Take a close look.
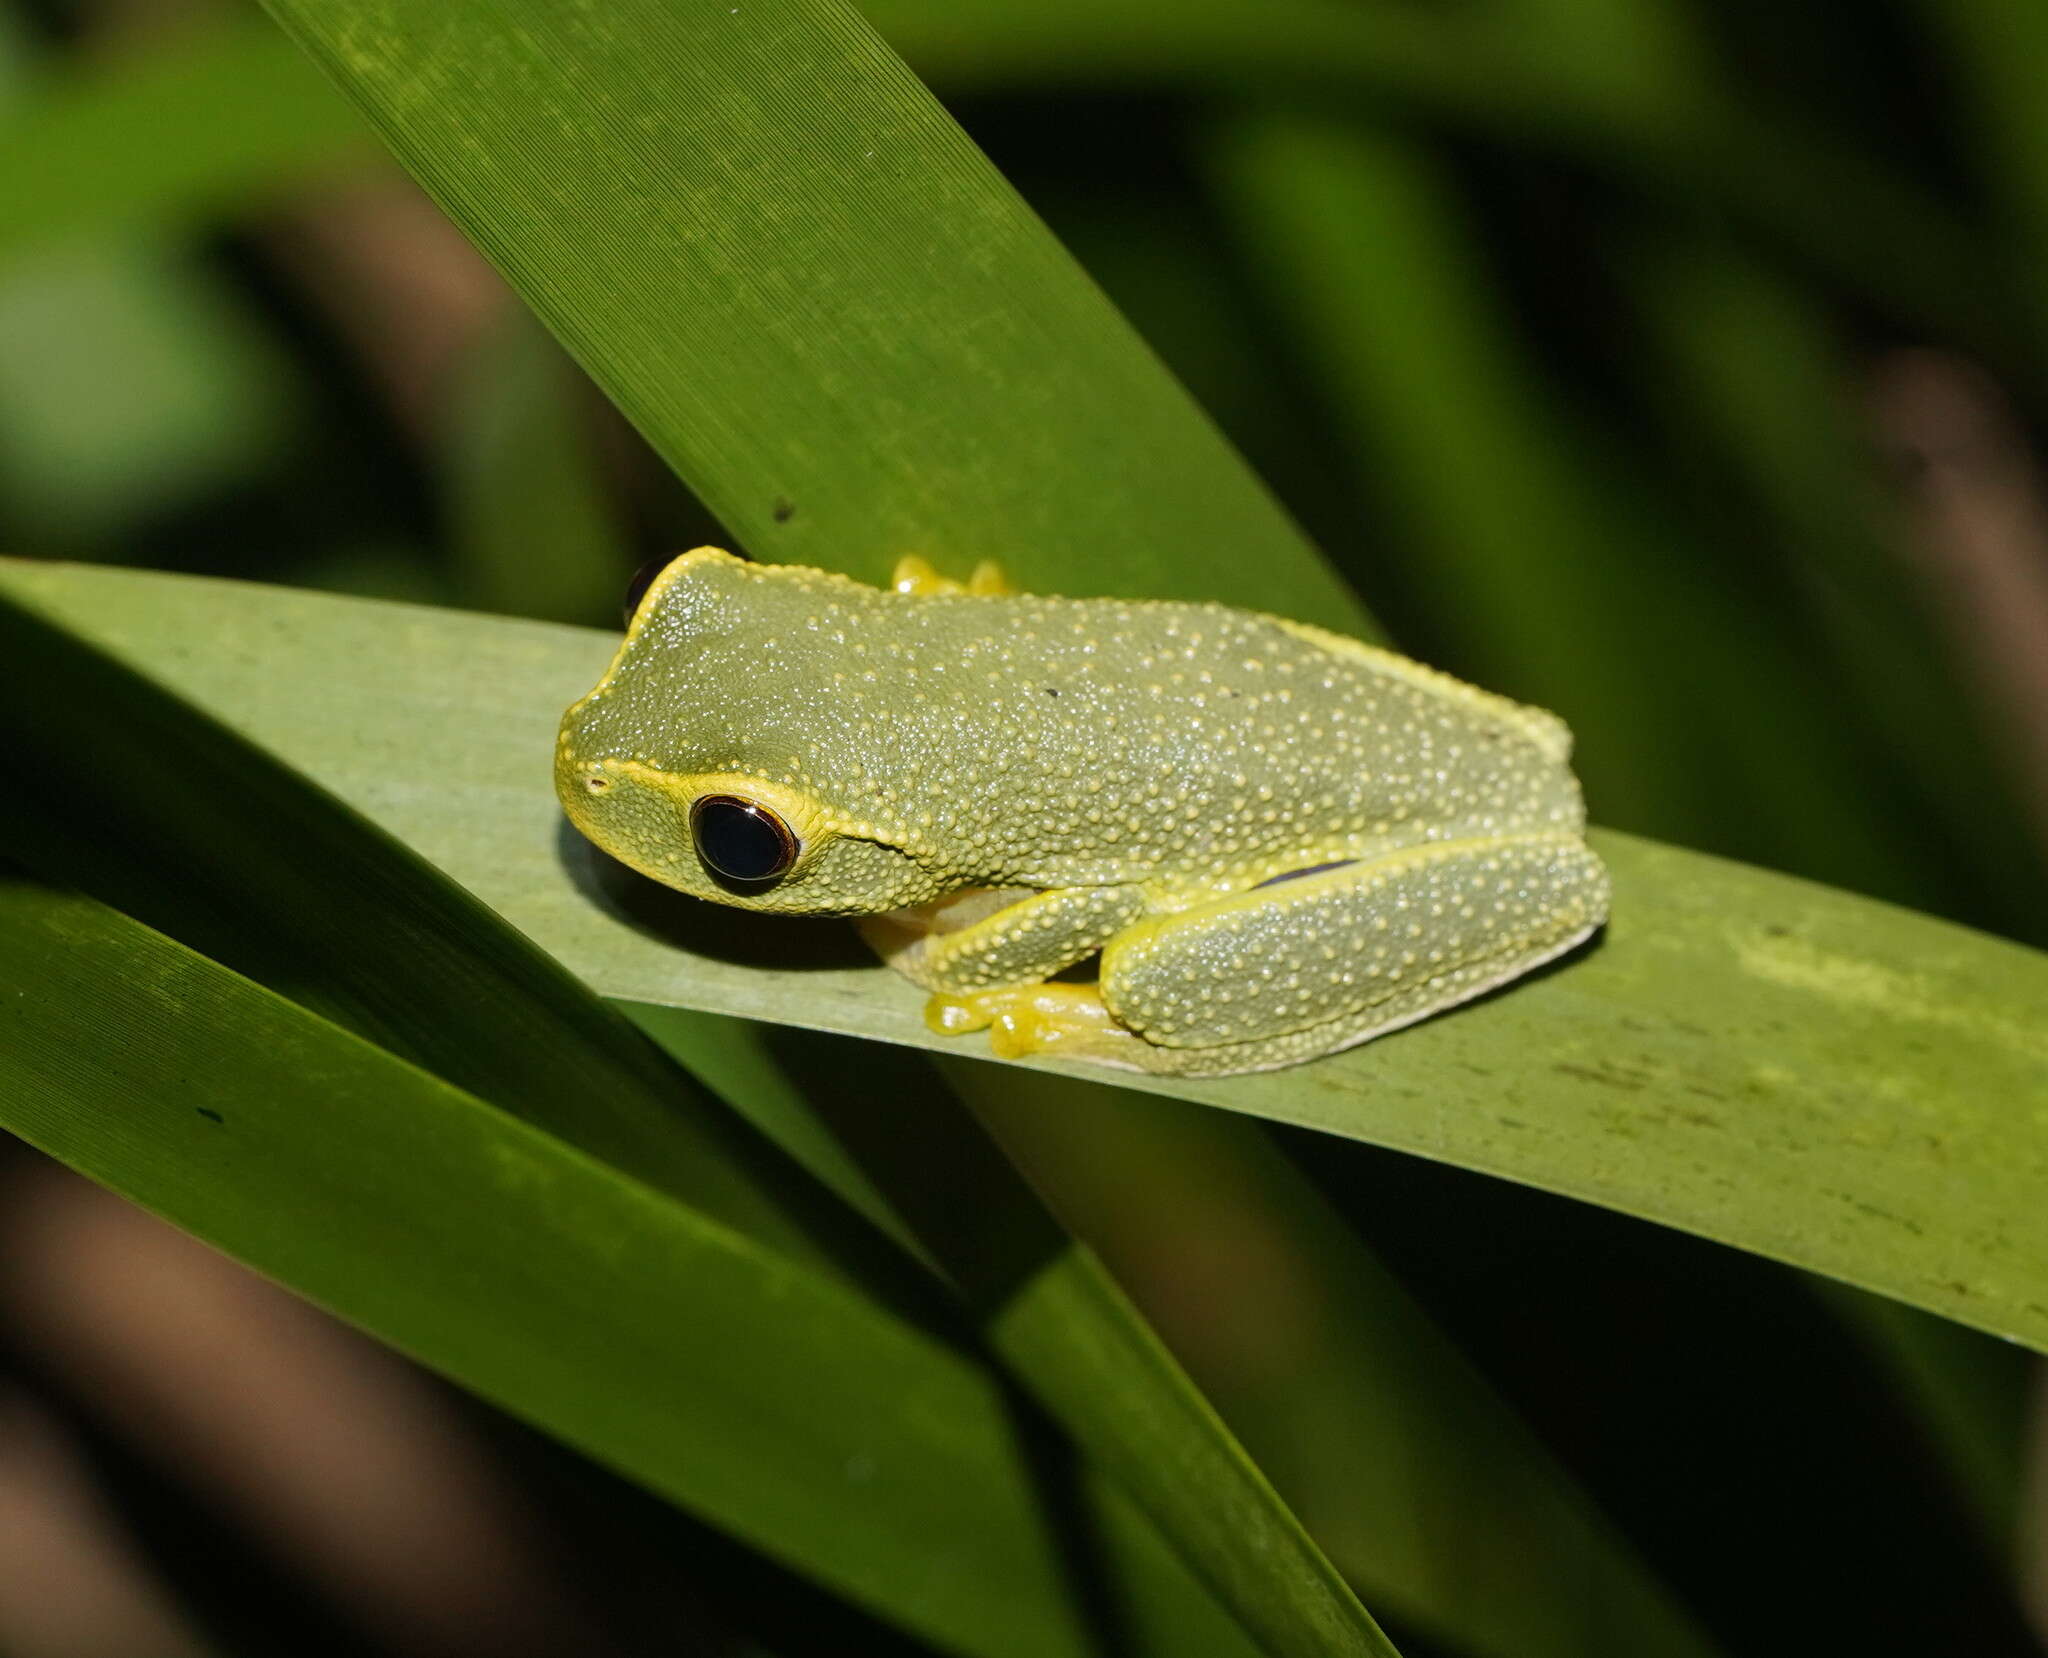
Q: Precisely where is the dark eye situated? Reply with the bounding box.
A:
[623,556,680,626]
[690,795,797,883]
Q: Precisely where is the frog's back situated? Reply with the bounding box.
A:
[683,563,1585,888]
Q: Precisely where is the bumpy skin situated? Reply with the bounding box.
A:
[556,549,1609,1075]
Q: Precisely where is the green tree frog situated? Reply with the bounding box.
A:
[556,549,1608,1075]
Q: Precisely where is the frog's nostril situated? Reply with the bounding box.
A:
[585,774,610,793]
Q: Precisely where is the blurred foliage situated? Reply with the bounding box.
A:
[0,0,2046,1655]
[2,0,2044,933]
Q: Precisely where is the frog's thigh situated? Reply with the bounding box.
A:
[862,884,1146,994]
[1099,832,1609,1073]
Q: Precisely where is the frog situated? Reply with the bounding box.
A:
[555,548,1608,1076]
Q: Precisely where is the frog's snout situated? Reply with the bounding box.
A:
[556,750,695,886]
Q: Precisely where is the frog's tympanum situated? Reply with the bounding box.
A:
[557,549,1608,1076]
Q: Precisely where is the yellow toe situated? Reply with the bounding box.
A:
[926,983,1122,1058]
[891,554,950,595]
[890,555,1017,597]
[966,559,1016,596]
[925,992,994,1035]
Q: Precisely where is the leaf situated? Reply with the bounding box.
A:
[253,0,1371,634]
[622,1001,931,1260]
[0,577,872,1288]
[943,1063,1724,1658]
[0,881,1265,1658]
[10,558,2047,1359]
[629,1018,1722,1658]
[640,1022,1411,1658]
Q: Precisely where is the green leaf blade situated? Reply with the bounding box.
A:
[256,0,1369,631]
[0,576,862,1286]
[952,1070,1726,1658]
[0,883,1263,1658]
[10,559,2046,1356]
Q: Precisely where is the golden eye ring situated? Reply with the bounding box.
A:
[622,554,681,626]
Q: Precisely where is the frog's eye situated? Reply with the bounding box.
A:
[690,795,798,883]
[623,556,679,626]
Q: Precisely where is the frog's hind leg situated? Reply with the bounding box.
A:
[1094,832,1609,1076]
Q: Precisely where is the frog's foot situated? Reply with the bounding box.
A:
[890,554,1015,597]
[924,983,1150,1070]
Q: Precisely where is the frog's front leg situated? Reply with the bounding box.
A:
[858,883,1145,1058]
[860,884,1147,995]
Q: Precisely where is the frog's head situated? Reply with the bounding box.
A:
[556,548,951,916]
